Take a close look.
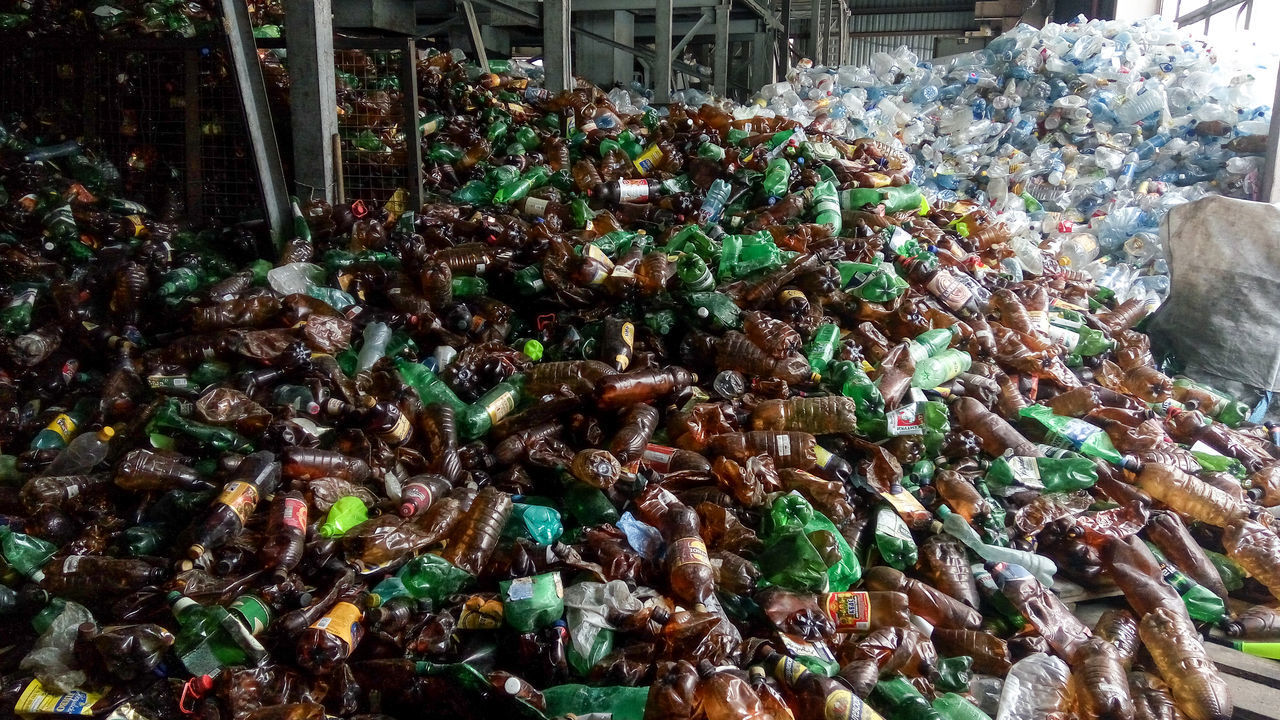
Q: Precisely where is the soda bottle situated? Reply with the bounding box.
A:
[1138,607,1232,720]
[696,660,772,720]
[751,397,859,434]
[187,451,280,559]
[871,676,941,720]
[1069,636,1135,720]
[990,562,1091,661]
[296,587,367,675]
[259,490,307,582]
[758,645,885,720]
[994,653,1070,720]
[40,555,167,599]
[1222,514,1280,601]
[42,426,113,476]
[917,534,980,609]
[439,486,512,575]
[1127,460,1246,528]
[862,566,982,630]
[596,366,697,409]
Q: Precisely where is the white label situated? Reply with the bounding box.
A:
[1189,440,1226,457]
[774,434,792,457]
[927,270,973,311]
[618,179,652,203]
[63,555,82,572]
[506,576,535,601]
[887,404,924,436]
[522,196,549,216]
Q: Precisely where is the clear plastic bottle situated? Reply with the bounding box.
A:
[994,653,1070,720]
[43,426,114,476]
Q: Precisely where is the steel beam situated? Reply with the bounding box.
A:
[654,0,674,102]
[461,0,489,68]
[567,0,713,10]
[401,38,424,210]
[809,0,823,64]
[1263,62,1280,202]
[232,0,290,240]
[739,0,784,32]
[672,10,712,58]
[713,3,730,96]
[634,16,759,36]
[543,0,572,91]
[778,0,791,76]
[1176,0,1248,26]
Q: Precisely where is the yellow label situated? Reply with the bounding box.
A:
[309,601,363,648]
[383,188,409,218]
[486,391,518,424]
[216,481,260,524]
[880,489,928,520]
[825,689,879,720]
[778,289,806,303]
[14,680,103,717]
[44,414,77,443]
[633,144,664,175]
[825,591,871,632]
[379,411,412,444]
[614,322,635,371]
[458,595,505,629]
[125,215,146,237]
[669,536,710,569]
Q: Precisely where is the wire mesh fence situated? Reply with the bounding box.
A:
[0,38,265,226]
[334,43,421,211]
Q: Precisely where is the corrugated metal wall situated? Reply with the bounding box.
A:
[844,2,977,65]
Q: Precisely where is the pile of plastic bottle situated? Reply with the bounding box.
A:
[733,17,1275,314]
[2,18,1280,720]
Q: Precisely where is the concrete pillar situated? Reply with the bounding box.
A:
[544,0,572,92]
[575,12,635,87]
[713,3,730,96]
[654,0,674,102]
[283,0,338,203]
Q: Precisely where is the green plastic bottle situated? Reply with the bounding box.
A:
[912,349,972,388]
[933,692,994,720]
[1019,405,1123,465]
[804,324,841,377]
[167,591,267,677]
[499,572,564,632]
[149,399,254,453]
[906,327,957,364]
[840,184,927,214]
[0,525,57,580]
[685,292,742,330]
[761,157,791,199]
[542,685,649,720]
[872,676,943,720]
[320,496,370,538]
[29,397,95,451]
[874,506,918,570]
[493,165,550,204]
[676,253,716,292]
[985,455,1097,493]
[0,284,38,334]
[826,360,886,415]
[1145,542,1228,624]
[459,374,525,439]
[395,358,467,413]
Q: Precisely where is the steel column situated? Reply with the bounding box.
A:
[778,0,791,76]
[401,39,424,211]
[752,31,775,88]
[1263,62,1280,202]
[654,0,674,102]
[713,2,730,96]
[543,0,572,92]
[461,0,489,68]
[809,0,823,64]
[229,0,290,240]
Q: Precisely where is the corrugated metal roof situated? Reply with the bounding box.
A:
[848,10,975,32]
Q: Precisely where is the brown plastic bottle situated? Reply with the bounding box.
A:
[1099,536,1188,622]
[1098,298,1149,334]
[993,289,1034,334]
[1138,607,1232,720]
[524,360,618,397]
[862,566,982,630]
[187,451,281,560]
[439,486,512,575]
[835,626,936,698]
[1128,671,1182,720]
[710,431,818,470]
[757,588,911,637]
[295,587,366,675]
[1222,514,1280,600]
[596,366,697,409]
[917,534,981,609]
[751,397,858,434]
[716,332,814,386]
[1224,604,1280,639]
[1045,385,1145,417]
[1129,461,1246,528]
[744,310,802,358]
[418,404,463,483]
[114,449,212,491]
[20,474,112,510]
[1122,366,1174,404]
[990,561,1092,661]
[281,447,371,483]
[1093,609,1140,669]
[1145,510,1229,601]
[259,490,308,582]
[931,628,1012,675]
[644,659,700,720]
[35,555,166,598]
[398,474,453,517]
[1244,463,1280,507]
[760,647,884,720]
[191,296,282,332]
[952,396,1036,456]
[934,469,991,522]
[570,449,622,490]
[748,665,796,720]
[664,506,716,607]
[610,404,659,465]
[697,660,773,720]
[1070,635,1136,720]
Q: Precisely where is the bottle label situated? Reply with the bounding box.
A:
[6,288,36,309]
[633,146,664,175]
[778,288,806,304]
[281,497,308,531]
[773,433,792,457]
[641,443,677,473]
[217,481,260,524]
[522,196,549,217]
[62,555,83,573]
[926,270,973,311]
[1005,455,1041,484]
[668,536,710,569]
[824,689,875,720]
[880,488,929,519]
[309,601,363,648]
[14,680,102,716]
[44,413,77,443]
[617,179,652,202]
[378,411,413,445]
[886,404,924,436]
[458,594,505,629]
[825,591,872,631]
[614,322,634,371]
[485,391,518,424]
[230,595,272,635]
[779,632,836,662]
[1025,309,1051,334]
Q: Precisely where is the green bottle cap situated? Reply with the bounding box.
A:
[522,339,544,362]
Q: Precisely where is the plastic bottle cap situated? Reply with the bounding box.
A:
[98,426,116,441]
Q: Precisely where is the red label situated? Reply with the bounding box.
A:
[618,179,651,203]
[641,443,677,473]
[217,481,260,524]
[281,497,308,531]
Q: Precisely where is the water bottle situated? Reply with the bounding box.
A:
[355,322,392,374]
[44,427,115,476]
